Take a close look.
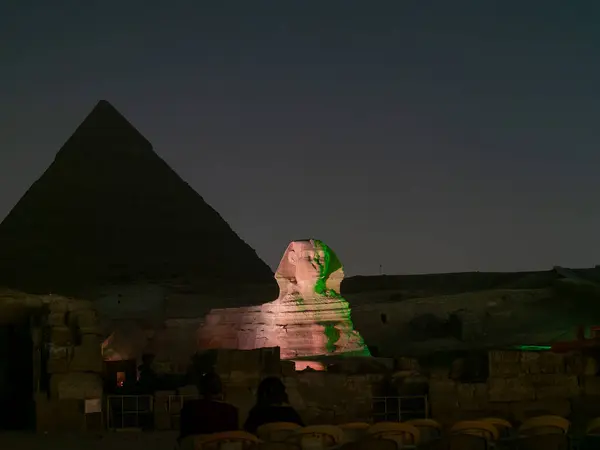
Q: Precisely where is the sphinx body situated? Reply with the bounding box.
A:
[198,240,370,360]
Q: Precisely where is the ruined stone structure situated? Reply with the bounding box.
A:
[199,239,370,360]
[0,290,104,431]
[428,349,600,425]
[0,100,276,304]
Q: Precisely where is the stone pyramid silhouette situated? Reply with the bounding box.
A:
[0,100,274,298]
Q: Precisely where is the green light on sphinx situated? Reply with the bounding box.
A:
[312,240,371,357]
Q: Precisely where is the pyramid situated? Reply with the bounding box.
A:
[0,100,275,298]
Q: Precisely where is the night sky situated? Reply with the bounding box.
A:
[2,2,600,276]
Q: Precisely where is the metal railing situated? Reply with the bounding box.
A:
[106,395,154,430]
[372,395,428,422]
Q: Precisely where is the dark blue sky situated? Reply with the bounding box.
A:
[2,1,600,275]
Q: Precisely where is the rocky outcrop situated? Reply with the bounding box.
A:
[0,100,275,300]
[198,240,370,360]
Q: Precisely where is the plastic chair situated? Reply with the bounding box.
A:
[285,425,344,449]
[192,431,261,450]
[257,422,303,442]
[338,422,371,443]
[519,415,570,436]
[256,443,301,450]
[367,422,420,446]
[404,419,442,443]
[516,434,569,450]
[586,417,600,435]
[339,438,399,450]
[481,417,513,439]
[450,420,499,442]
[445,434,489,450]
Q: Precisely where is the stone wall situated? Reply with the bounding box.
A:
[153,348,377,430]
[351,289,556,356]
[428,350,600,426]
[217,348,375,425]
[37,296,104,432]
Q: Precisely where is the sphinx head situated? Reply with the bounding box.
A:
[275,239,344,296]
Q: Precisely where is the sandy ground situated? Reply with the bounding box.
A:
[0,431,179,450]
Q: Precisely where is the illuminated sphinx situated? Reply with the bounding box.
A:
[198,239,370,360]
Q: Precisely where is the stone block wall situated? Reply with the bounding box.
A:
[37,296,104,431]
[151,348,378,429]
[214,348,373,425]
[428,350,600,426]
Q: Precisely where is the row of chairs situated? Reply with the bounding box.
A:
[184,415,597,449]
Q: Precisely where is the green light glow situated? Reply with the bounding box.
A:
[514,345,552,351]
[312,239,371,357]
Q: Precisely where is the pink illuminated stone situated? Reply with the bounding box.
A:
[293,361,326,371]
[198,239,370,359]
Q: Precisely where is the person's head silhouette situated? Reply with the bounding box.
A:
[256,377,289,406]
[198,371,223,400]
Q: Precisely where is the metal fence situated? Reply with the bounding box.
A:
[372,395,428,422]
[106,395,154,430]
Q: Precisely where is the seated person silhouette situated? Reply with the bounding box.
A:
[244,377,304,434]
[179,371,239,441]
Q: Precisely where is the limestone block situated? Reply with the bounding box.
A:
[46,297,70,313]
[216,349,261,376]
[67,299,94,312]
[285,384,305,410]
[564,354,585,375]
[449,358,465,380]
[429,378,457,396]
[52,372,103,399]
[489,350,521,377]
[530,374,580,399]
[281,360,296,376]
[395,375,429,396]
[344,375,371,393]
[488,377,535,402]
[79,325,104,336]
[36,395,84,432]
[31,327,43,347]
[81,334,101,348]
[224,385,256,424]
[259,347,281,375]
[396,357,420,372]
[429,367,450,379]
[47,345,73,373]
[47,312,67,327]
[50,326,74,346]
[583,376,600,396]
[538,352,565,374]
[520,351,541,374]
[154,361,174,374]
[70,338,103,373]
[457,383,488,411]
[430,397,459,417]
[178,385,199,397]
[429,378,459,414]
[584,357,598,376]
[154,411,171,430]
[489,350,521,363]
[72,309,98,328]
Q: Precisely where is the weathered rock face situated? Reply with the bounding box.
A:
[0,100,275,300]
[199,240,370,360]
